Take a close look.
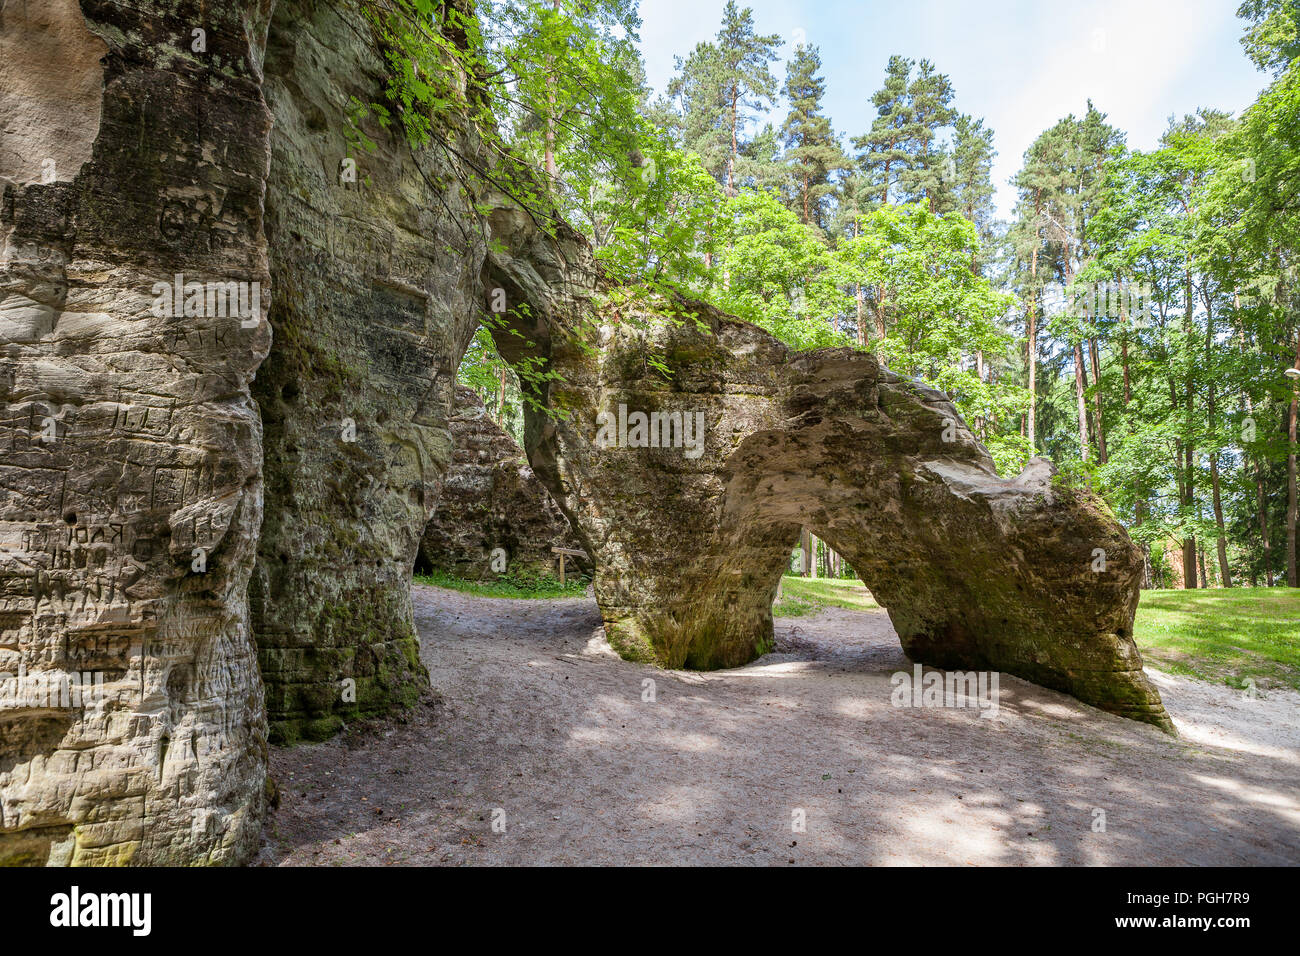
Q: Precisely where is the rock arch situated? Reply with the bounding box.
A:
[481,263,1173,732]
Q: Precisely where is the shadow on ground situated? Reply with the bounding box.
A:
[255,585,1300,865]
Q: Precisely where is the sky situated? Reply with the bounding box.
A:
[635,0,1269,221]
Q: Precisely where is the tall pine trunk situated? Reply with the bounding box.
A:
[1073,342,1090,461]
[1211,451,1231,588]
[1205,301,1231,586]
[1181,268,1196,589]
[1258,465,1274,587]
[544,0,560,181]
[1026,197,1041,452]
[496,366,507,425]
[1088,336,1107,463]
[1288,332,1299,587]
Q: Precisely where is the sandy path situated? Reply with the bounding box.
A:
[255,585,1300,865]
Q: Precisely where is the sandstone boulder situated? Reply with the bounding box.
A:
[417,385,586,580]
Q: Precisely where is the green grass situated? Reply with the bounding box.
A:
[771,578,1300,693]
[1133,588,1300,691]
[413,567,589,600]
[772,574,879,617]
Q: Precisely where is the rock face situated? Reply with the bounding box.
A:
[0,0,1173,871]
[0,0,274,863]
[250,0,488,742]
[417,385,585,579]
[0,0,493,861]
[486,275,1173,732]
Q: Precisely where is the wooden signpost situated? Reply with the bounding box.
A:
[551,546,587,585]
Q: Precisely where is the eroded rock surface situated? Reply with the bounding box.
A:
[486,271,1172,731]
[417,385,585,579]
[0,0,274,864]
[250,0,488,742]
[0,0,1173,872]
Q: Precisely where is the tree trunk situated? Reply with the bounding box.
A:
[1120,288,1132,406]
[1026,221,1039,452]
[856,285,865,345]
[1206,377,1227,587]
[544,1,560,181]
[800,527,811,577]
[1289,337,1299,587]
[1210,450,1231,588]
[496,366,507,425]
[1073,342,1090,462]
[1182,267,1196,588]
[727,86,738,199]
[1258,464,1274,586]
[1088,336,1107,463]
[1205,300,1230,587]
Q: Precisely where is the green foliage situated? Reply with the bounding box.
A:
[667,1,782,194]
[779,44,850,231]
[851,56,957,210]
[714,189,853,348]
[361,1,1297,587]
[839,203,1025,434]
[1238,0,1300,73]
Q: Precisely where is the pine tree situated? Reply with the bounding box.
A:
[852,56,958,210]
[895,59,958,209]
[852,55,915,205]
[667,3,780,198]
[737,121,787,194]
[779,44,850,231]
[948,114,998,256]
[668,39,731,186]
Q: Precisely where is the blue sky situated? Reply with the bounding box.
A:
[636,0,1269,220]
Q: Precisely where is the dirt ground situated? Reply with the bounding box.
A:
[255,585,1300,865]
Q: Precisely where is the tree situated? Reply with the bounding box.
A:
[948,114,998,256]
[838,203,1026,471]
[852,55,915,206]
[779,44,850,232]
[669,2,781,197]
[894,59,958,210]
[715,189,852,349]
[1238,0,1300,73]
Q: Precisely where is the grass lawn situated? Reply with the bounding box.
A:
[413,567,589,600]
[772,576,1299,692]
[1133,588,1300,692]
[772,574,879,617]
